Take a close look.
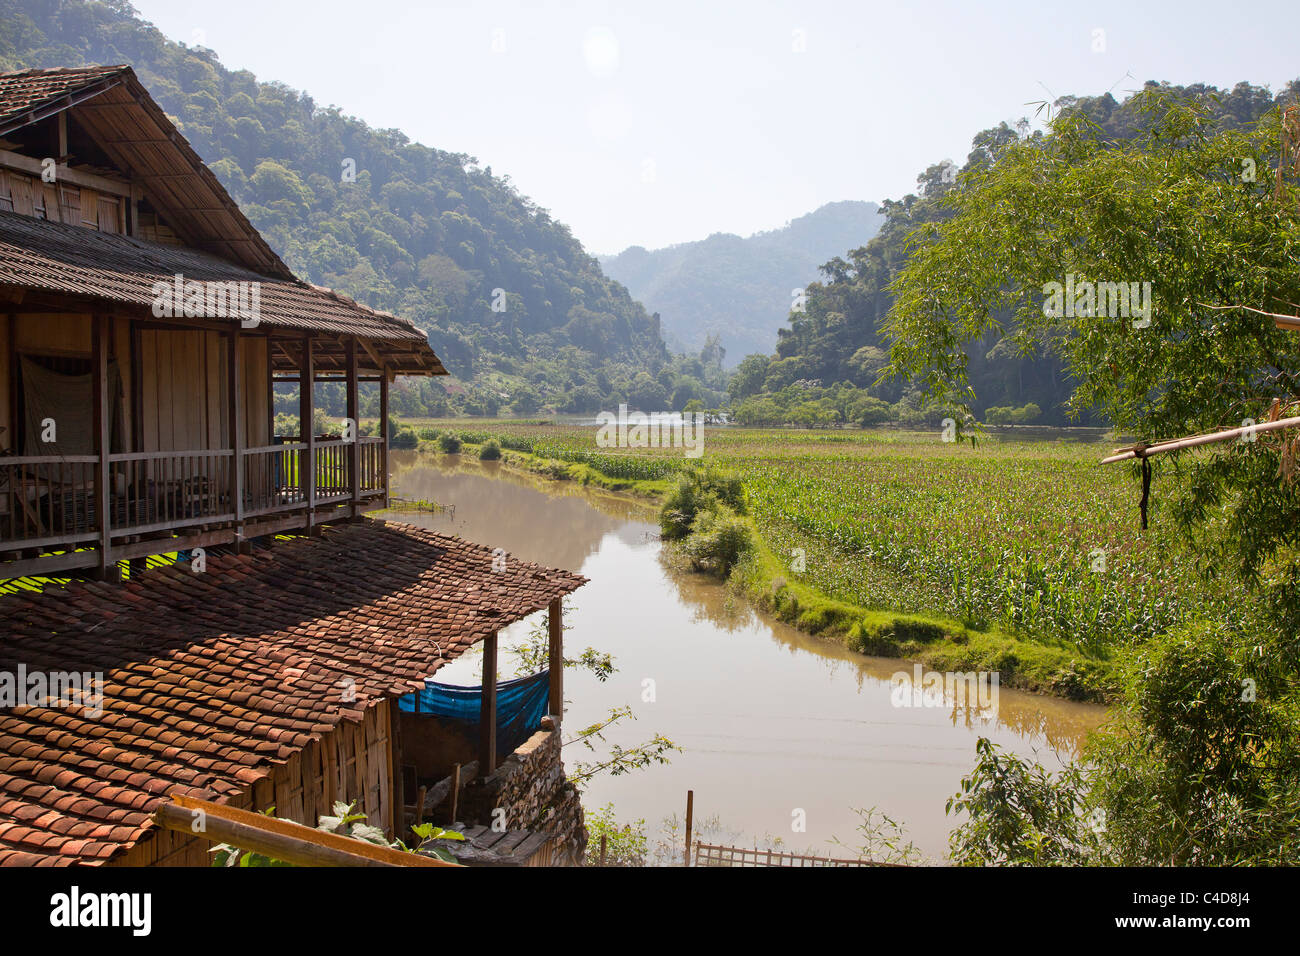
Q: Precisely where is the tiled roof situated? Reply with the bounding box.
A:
[0,210,444,369]
[0,520,585,865]
[0,66,126,128]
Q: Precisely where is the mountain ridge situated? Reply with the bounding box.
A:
[601,199,882,363]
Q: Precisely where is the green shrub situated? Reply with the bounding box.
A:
[681,503,754,575]
[478,439,502,460]
[418,427,440,441]
[391,426,419,450]
[659,466,747,540]
[438,432,462,454]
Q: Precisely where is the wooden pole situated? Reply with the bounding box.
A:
[448,763,461,825]
[479,633,498,775]
[547,597,563,721]
[154,794,455,867]
[301,335,315,534]
[683,790,693,867]
[600,834,607,866]
[346,337,360,517]
[92,313,114,580]
[379,366,390,507]
[227,329,245,551]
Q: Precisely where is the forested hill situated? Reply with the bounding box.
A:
[601,200,882,363]
[729,80,1300,428]
[0,0,672,416]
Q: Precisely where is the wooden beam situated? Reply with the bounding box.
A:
[227,329,244,547]
[548,597,564,720]
[347,338,360,514]
[92,314,113,579]
[479,632,498,775]
[5,311,15,451]
[301,335,316,534]
[379,367,390,506]
[129,318,142,453]
[0,147,132,197]
[154,793,456,867]
[266,337,274,448]
[355,336,386,371]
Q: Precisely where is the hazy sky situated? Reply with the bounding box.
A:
[130,0,1300,255]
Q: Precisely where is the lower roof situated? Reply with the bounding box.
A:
[0,520,585,865]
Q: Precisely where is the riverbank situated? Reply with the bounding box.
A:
[382,453,1105,860]
[417,435,1117,703]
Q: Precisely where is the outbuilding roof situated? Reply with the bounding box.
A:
[0,520,585,865]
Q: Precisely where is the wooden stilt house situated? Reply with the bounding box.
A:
[0,66,588,866]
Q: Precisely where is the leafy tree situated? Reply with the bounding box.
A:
[890,88,1300,865]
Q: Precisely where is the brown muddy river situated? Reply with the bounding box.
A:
[388,452,1106,863]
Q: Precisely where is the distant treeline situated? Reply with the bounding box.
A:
[729,80,1300,427]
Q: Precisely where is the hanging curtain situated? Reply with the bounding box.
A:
[20,356,123,455]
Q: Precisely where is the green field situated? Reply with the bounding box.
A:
[391,420,1247,697]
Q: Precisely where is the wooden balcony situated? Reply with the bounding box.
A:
[0,435,388,580]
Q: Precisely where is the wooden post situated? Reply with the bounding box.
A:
[548,597,563,720]
[266,337,274,448]
[683,790,694,867]
[301,335,315,534]
[600,834,607,866]
[379,367,390,507]
[346,337,360,517]
[227,329,245,551]
[447,763,461,825]
[479,632,498,776]
[92,313,114,580]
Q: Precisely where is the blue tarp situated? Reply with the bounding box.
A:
[398,670,551,755]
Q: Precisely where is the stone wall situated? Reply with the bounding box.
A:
[461,716,587,864]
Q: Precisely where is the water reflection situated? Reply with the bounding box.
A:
[387,452,1107,860]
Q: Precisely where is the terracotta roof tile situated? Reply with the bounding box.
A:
[0,66,127,126]
[0,520,584,865]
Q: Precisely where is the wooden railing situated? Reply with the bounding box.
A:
[1,435,387,556]
[107,450,235,535]
[243,442,307,517]
[312,439,352,502]
[359,436,385,494]
[0,455,100,549]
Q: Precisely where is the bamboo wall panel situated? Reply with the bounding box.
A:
[79,186,99,229]
[9,175,34,216]
[138,328,270,452]
[0,169,129,232]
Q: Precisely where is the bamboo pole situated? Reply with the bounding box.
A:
[154,794,456,867]
[1102,414,1300,464]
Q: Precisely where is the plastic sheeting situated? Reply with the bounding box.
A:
[398,669,551,756]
